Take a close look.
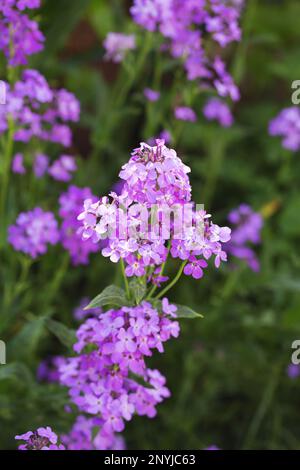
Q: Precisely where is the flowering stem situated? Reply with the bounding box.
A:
[155,261,187,300]
[120,258,130,300]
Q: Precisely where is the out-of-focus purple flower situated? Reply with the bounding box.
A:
[287,364,300,379]
[144,88,160,102]
[174,106,197,122]
[59,186,99,265]
[103,32,136,63]
[12,153,26,174]
[226,204,263,272]
[0,1,44,66]
[130,0,242,100]
[269,106,300,152]
[37,357,64,383]
[15,427,65,450]
[8,207,60,258]
[213,57,240,102]
[203,97,233,127]
[0,70,80,147]
[148,130,172,146]
[205,445,220,450]
[73,297,102,321]
[48,155,77,182]
[34,153,49,178]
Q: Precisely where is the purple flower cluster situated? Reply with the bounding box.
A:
[59,186,99,265]
[130,0,242,100]
[61,416,125,450]
[103,32,136,63]
[203,97,233,127]
[15,427,65,450]
[269,106,300,152]
[0,70,80,147]
[226,204,263,272]
[58,301,179,447]
[8,207,60,258]
[0,0,44,66]
[78,140,231,282]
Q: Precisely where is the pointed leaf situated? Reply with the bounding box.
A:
[47,319,76,348]
[175,304,204,319]
[85,285,130,310]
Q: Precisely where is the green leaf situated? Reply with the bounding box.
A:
[129,279,147,304]
[8,316,48,360]
[128,372,154,390]
[175,304,204,319]
[150,300,203,319]
[47,319,76,348]
[85,285,130,310]
[0,363,33,384]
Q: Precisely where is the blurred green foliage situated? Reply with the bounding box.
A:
[1,0,300,450]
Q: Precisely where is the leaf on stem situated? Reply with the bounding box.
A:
[85,285,131,310]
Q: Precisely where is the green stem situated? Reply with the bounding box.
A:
[155,261,187,300]
[0,116,15,221]
[43,253,70,307]
[147,241,170,299]
[120,258,130,300]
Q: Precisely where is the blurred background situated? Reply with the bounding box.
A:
[1,0,300,450]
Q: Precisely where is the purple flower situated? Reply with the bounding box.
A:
[48,155,77,182]
[225,204,263,272]
[34,153,49,178]
[287,364,300,380]
[144,88,160,102]
[0,70,80,147]
[15,427,65,450]
[73,297,102,321]
[58,301,179,441]
[59,186,99,265]
[0,2,44,66]
[184,257,208,279]
[203,97,233,127]
[12,153,26,174]
[162,298,177,317]
[174,106,197,122]
[78,140,231,282]
[8,207,60,258]
[103,32,136,63]
[130,0,242,100]
[269,106,300,152]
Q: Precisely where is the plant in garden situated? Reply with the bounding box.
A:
[41,139,231,449]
